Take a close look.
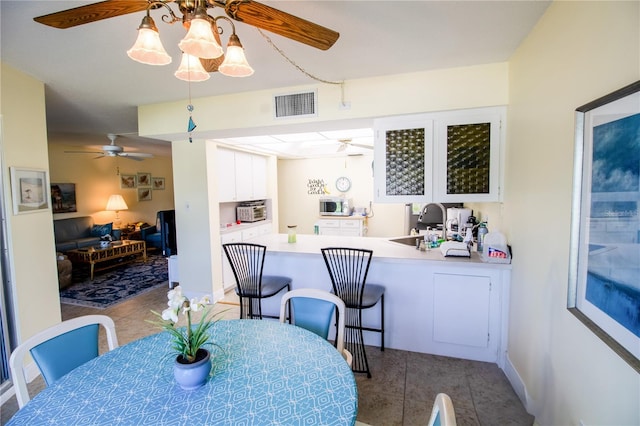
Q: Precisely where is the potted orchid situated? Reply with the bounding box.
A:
[150,286,222,389]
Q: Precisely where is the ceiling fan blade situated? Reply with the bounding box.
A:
[118,152,154,159]
[34,0,152,29]
[224,0,339,50]
[64,150,104,154]
[350,143,374,150]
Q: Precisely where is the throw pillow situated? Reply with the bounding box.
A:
[91,223,113,237]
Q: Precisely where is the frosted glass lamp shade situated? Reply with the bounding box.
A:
[218,34,254,77]
[127,28,172,66]
[175,53,210,82]
[106,195,128,212]
[178,18,223,59]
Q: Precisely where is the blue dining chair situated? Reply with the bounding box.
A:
[427,393,457,426]
[9,315,119,408]
[279,288,352,366]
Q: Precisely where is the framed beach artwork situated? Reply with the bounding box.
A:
[50,183,77,213]
[568,80,640,372]
[10,167,51,215]
[120,174,137,189]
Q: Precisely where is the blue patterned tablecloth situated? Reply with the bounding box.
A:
[9,319,358,425]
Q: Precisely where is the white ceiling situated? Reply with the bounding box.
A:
[0,1,550,158]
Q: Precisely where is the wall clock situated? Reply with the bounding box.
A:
[336,176,351,192]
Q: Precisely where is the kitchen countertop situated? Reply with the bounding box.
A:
[247,233,511,269]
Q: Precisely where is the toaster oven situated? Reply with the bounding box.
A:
[236,205,266,222]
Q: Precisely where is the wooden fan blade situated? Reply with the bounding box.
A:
[225,0,339,51]
[34,0,152,29]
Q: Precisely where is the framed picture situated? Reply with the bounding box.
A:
[120,174,137,189]
[50,183,77,213]
[10,167,51,215]
[152,177,165,190]
[137,172,151,188]
[568,80,640,373]
[137,188,152,201]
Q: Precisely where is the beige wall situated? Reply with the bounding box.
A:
[1,63,61,340]
[505,2,639,425]
[48,140,174,226]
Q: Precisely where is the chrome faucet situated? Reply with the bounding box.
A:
[418,202,447,241]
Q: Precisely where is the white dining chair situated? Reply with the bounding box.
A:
[279,288,352,366]
[427,393,457,426]
[9,315,119,408]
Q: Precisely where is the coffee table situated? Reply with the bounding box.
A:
[66,240,147,280]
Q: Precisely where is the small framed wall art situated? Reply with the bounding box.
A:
[137,172,151,188]
[50,183,77,213]
[152,177,165,190]
[120,174,137,189]
[137,188,152,201]
[10,167,51,215]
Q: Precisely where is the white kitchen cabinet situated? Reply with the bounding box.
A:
[317,218,366,237]
[433,106,505,202]
[217,148,268,202]
[373,115,434,203]
[373,106,505,203]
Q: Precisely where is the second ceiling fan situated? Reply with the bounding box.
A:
[65,134,154,161]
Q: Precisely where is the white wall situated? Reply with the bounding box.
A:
[0,63,61,340]
[505,2,639,425]
[48,141,174,226]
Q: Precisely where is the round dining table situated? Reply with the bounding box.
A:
[8,319,358,425]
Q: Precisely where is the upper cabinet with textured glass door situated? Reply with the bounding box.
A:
[374,106,505,203]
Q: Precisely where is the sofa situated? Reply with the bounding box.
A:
[53,216,112,252]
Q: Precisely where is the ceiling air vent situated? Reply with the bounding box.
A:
[273,90,317,119]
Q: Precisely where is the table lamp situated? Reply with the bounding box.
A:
[106,194,128,228]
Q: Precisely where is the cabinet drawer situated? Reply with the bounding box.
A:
[340,220,361,228]
[317,220,340,228]
[241,228,258,241]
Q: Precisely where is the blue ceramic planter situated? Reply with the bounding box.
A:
[173,349,211,390]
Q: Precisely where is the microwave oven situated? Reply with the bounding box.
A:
[237,205,266,222]
[319,197,352,216]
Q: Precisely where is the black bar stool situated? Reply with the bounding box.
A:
[321,247,385,378]
[223,242,291,319]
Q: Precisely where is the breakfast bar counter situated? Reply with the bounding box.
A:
[247,234,512,368]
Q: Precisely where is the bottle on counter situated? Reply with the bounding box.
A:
[477,222,488,252]
[287,225,297,243]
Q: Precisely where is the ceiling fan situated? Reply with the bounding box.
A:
[65,134,154,161]
[337,138,374,153]
[33,0,340,72]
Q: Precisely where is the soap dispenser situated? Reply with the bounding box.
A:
[477,222,489,252]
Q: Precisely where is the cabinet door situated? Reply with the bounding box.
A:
[373,114,433,203]
[251,155,268,200]
[234,151,253,201]
[221,231,242,290]
[433,106,505,202]
[432,273,491,348]
[217,149,237,202]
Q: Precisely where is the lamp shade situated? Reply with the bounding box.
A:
[127,15,172,66]
[178,17,223,59]
[174,53,210,82]
[106,194,128,212]
[218,34,254,77]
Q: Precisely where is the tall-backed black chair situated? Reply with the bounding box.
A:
[321,247,385,378]
[141,210,177,256]
[222,242,291,319]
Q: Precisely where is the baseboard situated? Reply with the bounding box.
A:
[504,352,537,417]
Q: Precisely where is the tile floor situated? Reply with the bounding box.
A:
[2,286,534,425]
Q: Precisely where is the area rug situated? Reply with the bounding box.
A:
[60,254,168,309]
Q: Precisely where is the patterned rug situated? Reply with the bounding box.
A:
[60,253,168,309]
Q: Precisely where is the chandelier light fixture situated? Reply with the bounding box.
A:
[126,0,254,80]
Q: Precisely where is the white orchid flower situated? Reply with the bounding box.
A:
[161,307,179,323]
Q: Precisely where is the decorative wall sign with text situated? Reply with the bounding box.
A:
[307,178,328,195]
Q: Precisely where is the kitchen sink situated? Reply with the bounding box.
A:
[388,236,422,247]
